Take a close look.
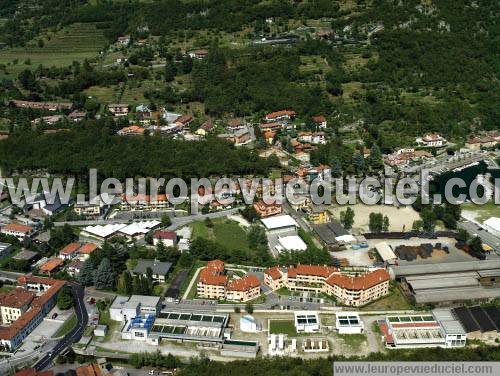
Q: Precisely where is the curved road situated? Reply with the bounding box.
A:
[34,282,88,371]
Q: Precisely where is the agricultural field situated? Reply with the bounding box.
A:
[0,23,107,77]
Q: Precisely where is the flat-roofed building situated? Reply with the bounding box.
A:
[336,313,364,334]
[381,312,466,348]
[261,215,298,235]
[294,311,320,333]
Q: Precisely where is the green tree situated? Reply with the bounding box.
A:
[245,302,254,314]
[382,215,390,232]
[161,214,172,227]
[369,144,383,170]
[94,258,115,290]
[340,207,355,230]
[165,61,176,82]
[78,259,96,286]
[369,212,384,233]
[57,286,74,310]
[247,225,267,249]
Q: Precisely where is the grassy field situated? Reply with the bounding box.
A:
[191,218,250,252]
[335,333,367,351]
[360,285,413,311]
[52,313,77,338]
[269,320,297,336]
[463,201,500,223]
[0,23,107,77]
[0,284,15,293]
[99,308,121,342]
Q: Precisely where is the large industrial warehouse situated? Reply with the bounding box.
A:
[391,259,500,304]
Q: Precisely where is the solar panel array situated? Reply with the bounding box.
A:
[452,306,500,333]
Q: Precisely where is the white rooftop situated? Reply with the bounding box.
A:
[484,217,500,232]
[261,214,298,230]
[278,235,307,251]
[82,223,127,238]
[335,234,356,244]
[375,242,397,262]
[119,220,160,236]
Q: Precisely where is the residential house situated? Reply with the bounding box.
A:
[260,122,282,132]
[31,115,64,126]
[227,118,244,130]
[417,133,447,147]
[189,49,209,59]
[68,111,86,122]
[264,266,285,290]
[10,100,72,111]
[218,128,251,146]
[174,114,193,128]
[120,194,169,211]
[132,260,172,283]
[117,36,130,45]
[465,133,500,150]
[253,200,282,218]
[38,258,64,276]
[196,120,215,136]
[117,125,145,136]
[308,204,330,225]
[0,224,35,241]
[263,130,276,145]
[77,243,98,261]
[108,104,129,117]
[58,242,81,260]
[264,110,295,122]
[67,259,84,277]
[312,115,327,128]
[28,192,64,217]
[311,132,326,144]
[152,230,177,247]
[226,275,261,302]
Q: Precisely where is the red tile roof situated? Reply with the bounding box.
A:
[2,223,33,233]
[287,264,338,279]
[153,230,176,240]
[264,266,282,280]
[199,260,228,286]
[326,269,389,290]
[39,257,64,272]
[15,369,54,376]
[76,364,102,376]
[0,288,36,308]
[227,275,260,292]
[265,110,295,120]
[0,277,65,340]
[312,115,326,123]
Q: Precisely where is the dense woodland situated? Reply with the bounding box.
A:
[0,124,278,178]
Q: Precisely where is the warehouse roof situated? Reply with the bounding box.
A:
[261,215,298,230]
[392,259,500,277]
[375,242,397,262]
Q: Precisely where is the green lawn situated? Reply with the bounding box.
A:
[0,23,107,77]
[98,308,121,342]
[52,313,77,338]
[269,320,297,336]
[360,285,413,311]
[191,218,250,252]
[463,201,500,223]
[335,333,367,351]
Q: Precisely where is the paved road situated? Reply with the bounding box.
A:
[34,282,88,371]
[0,270,24,282]
[458,219,500,250]
[53,208,241,229]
